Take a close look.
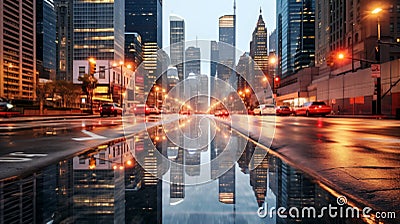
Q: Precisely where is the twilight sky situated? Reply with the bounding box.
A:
[162,0,276,53]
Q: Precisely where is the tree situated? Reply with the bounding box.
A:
[78,74,98,113]
[54,80,80,108]
[36,81,54,115]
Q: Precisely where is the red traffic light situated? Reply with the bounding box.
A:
[274,77,280,82]
[337,52,345,60]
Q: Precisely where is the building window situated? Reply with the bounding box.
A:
[99,153,105,164]
[99,66,106,79]
[79,66,85,77]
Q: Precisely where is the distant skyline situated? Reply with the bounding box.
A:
[163,0,276,53]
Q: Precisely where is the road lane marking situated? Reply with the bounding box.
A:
[72,130,107,141]
[0,152,48,162]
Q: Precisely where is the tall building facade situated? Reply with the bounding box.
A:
[37,0,57,80]
[125,32,143,71]
[210,41,219,77]
[250,11,269,96]
[55,0,74,81]
[315,0,400,72]
[170,15,185,81]
[125,32,143,103]
[185,47,201,77]
[276,0,315,78]
[236,53,252,91]
[269,29,277,53]
[126,0,162,97]
[0,0,36,100]
[73,0,124,61]
[218,15,236,83]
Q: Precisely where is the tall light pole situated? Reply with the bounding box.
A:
[372,7,382,115]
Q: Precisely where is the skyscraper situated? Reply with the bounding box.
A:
[55,0,74,81]
[170,15,185,81]
[185,47,201,77]
[1,0,36,100]
[73,0,124,61]
[210,41,219,77]
[126,0,162,97]
[250,10,269,96]
[218,15,236,84]
[36,0,57,80]
[276,0,315,78]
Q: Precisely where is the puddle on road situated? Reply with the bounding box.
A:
[0,116,377,224]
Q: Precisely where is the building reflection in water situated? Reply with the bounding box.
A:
[0,120,373,224]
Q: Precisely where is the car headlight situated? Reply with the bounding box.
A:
[6,103,13,109]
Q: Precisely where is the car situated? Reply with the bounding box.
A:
[275,105,292,116]
[214,109,229,116]
[294,101,332,116]
[100,103,123,117]
[261,104,276,115]
[254,104,276,115]
[253,106,262,115]
[133,104,150,115]
[179,109,192,115]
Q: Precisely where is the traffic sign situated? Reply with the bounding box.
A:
[371,64,381,78]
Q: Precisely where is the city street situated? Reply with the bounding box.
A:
[0,115,398,223]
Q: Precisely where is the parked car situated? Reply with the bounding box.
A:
[100,103,123,117]
[253,106,262,115]
[254,104,276,115]
[275,106,292,116]
[294,101,332,116]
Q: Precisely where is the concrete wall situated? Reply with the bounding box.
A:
[312,59,400,115]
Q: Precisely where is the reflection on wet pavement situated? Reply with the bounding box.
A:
[0,116,383,223]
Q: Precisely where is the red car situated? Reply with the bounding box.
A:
[294,101,331,116]
[100,103,123,117]
[133,104,150,115]
[214,109,229,117]
[275,106,292,116]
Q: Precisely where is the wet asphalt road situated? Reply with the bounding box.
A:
[0,114,399,217]
[221,115,400,215]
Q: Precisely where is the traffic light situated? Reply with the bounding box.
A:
[273,76,280,93]
[89,58,96,75]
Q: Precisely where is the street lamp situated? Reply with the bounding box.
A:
[372,7,382,114]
